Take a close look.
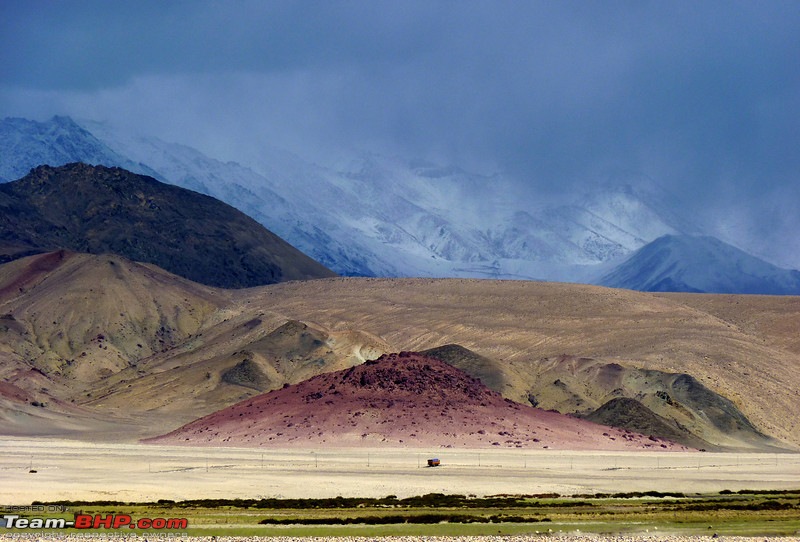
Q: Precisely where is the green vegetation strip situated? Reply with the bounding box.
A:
[21,490,800,537]
[258,513,551,525]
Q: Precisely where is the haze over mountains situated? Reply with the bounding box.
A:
[2,3,798,478]
[0,115,797,451]
[3,115,798,294]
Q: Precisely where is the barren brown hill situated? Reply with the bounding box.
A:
[85,318,388,430]
[0,250,233,434]
[0,250,227,383]
[0,252,383,437]
[146,351,690,451]
[657,292,800,355]
[0,349,124,437]
[237,278,800,449]
[418,349,773,451]
[504,354,777,451]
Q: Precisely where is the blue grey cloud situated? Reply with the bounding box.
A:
[1,1,798,239]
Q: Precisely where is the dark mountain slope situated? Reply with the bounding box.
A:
[0,163,335,288]
[580,397,711,451]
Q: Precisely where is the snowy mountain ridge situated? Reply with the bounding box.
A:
[2,115,796,293]
[0,116,157,182]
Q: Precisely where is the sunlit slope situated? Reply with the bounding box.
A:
[0,252,384,435]
[0,250,227,386]
[1,253,796,449]
[249,278,800,449]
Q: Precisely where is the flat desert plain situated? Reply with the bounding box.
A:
[2,438,799,504]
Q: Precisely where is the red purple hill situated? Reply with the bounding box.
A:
[145,352,690,450]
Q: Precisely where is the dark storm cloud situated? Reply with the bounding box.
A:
[2,0,799,205]
[0,0,443,89]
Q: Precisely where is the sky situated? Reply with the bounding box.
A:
[1,1,799,263]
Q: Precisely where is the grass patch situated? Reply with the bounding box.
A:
[258,513,551,525]
[22,489,800,537]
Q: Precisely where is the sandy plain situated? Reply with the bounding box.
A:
[1,438,799,505]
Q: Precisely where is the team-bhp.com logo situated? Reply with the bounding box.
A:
[2,514,188,530]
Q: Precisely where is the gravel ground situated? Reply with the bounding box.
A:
[2,536,800,542]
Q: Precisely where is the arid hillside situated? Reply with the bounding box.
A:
[147,351,690,451]
[0,251,384,436]
[0,254,797,450]
[421,349,774,451]
[0,250,230,435]
[237,278,800,450]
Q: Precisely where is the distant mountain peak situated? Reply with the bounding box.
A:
[599,234,800,294]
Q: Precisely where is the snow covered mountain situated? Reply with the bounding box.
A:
[598,235,800,294]
[263,153,699,281]
[6,115,792,293]
[80,120,387,276]
[0,116,158,182]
